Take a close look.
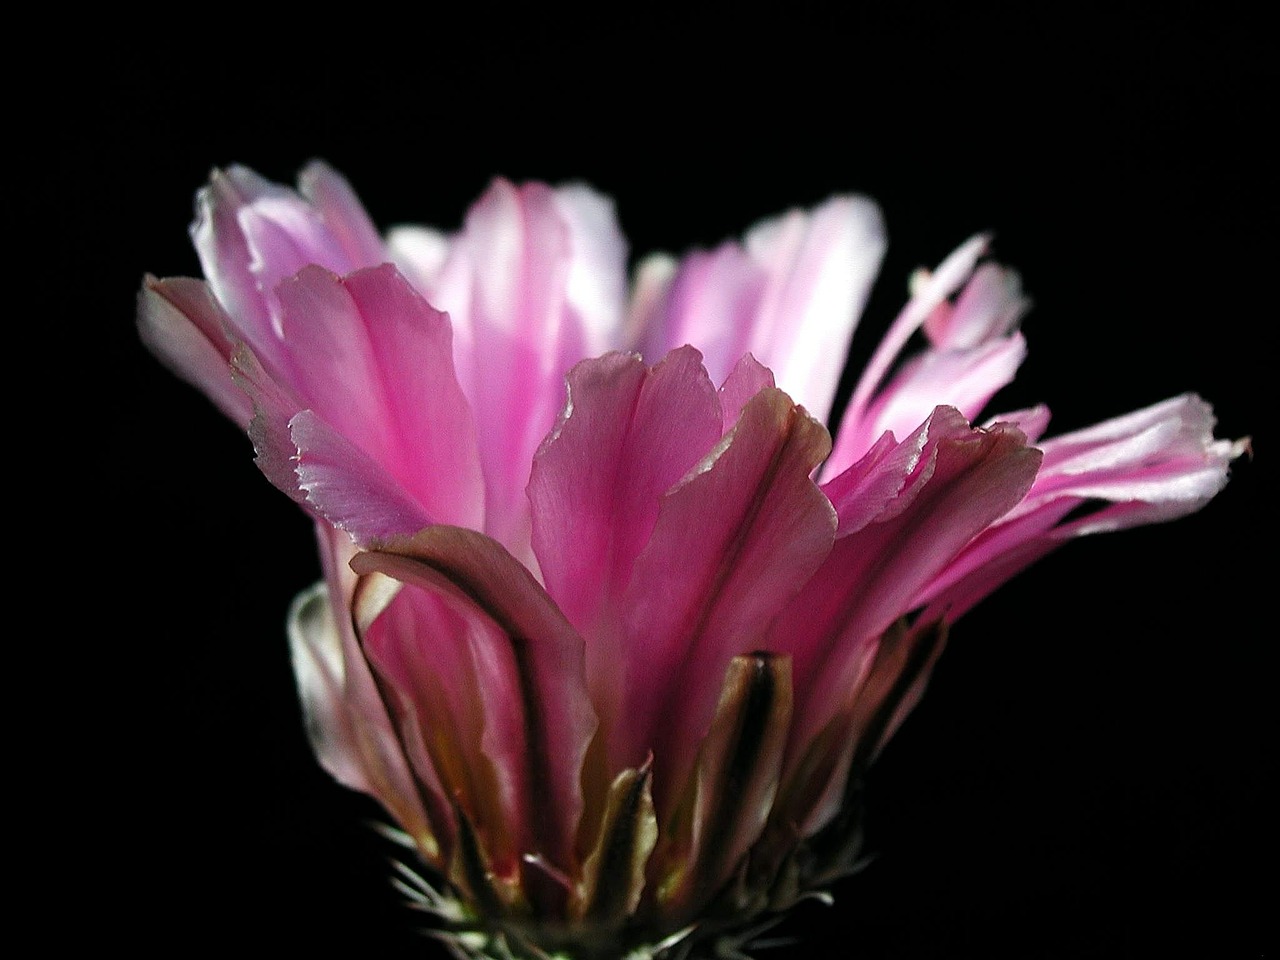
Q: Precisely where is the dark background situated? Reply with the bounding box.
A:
[69,9,1270,957]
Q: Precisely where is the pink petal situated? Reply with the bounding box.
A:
[740,196,886,423]
[631,244,760,387]
[550,183,629,355]
[529,348,721,744]
[386,224,453,293]
[619,388,837,812]
[189,166,285,368]
[341,266,484,529]
[291,409,433,544]
[922,261,1028,351]
[820,428,921,535]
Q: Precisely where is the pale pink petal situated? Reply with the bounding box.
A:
[740,196,886,423]
[298,160,387,267]
[529,348,722,750]
[137,276,252,428]
[1014,394,1239,515]
[922,261,1028,350]
[352,527,598,877]
[631,244,759,386]
[288,580,376,795]
[917,396,1245,618]
[984,403,1052,443]
[189,166,286,367]
[622,253,677,349]
[422,179,602,562]
[830,234,993,474]
[843,333,1028,457]
[620,388,837,810]
[634,197,885,425]
[386,225,453,294]
[551,183,629,354]
[189,164,386,382]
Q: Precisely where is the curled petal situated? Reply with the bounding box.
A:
[289,528,446,866]
[656,652,793,923]
[354,564,529,881]
[351,527,599,880]
[571,759,658,926]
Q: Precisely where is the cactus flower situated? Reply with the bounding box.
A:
[138,163,1243,959]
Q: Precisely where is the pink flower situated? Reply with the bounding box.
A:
[139,162,1243,958]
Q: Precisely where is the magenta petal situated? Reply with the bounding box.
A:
[620,388,837,809]
[352,527,598,876]
[340,267,484,529]
[779,409,1042,754]
[291,410,433,544]
[273,264,483,531]
[820,428,920,535]
[529,348,721,744]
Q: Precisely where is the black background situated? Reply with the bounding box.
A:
[67,9,1271,957]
